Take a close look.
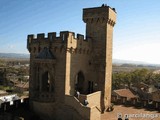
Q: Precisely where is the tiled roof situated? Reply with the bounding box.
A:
[138,82,149,88]
[152,89,160,94]
[15,81,29,89]
[113,89,137,99]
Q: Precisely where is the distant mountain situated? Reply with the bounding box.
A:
[113,59,160,66]
[113,59,148,65]
[0,53,159,66]
[0,53,29,59]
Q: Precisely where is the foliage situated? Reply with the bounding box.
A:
[0,85,14,90]
[112,68,160,90]
[0,59,6,67]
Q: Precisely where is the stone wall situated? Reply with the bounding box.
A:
[0,98,29,112]
[83,6,116,111]
[79,91,101,110]
[32,100,86,120]
[65,95,101,120]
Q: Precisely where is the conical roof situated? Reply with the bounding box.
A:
[36,47,56,59]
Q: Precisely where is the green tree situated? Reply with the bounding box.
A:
[131,68,150,85]
[112,68,154,90]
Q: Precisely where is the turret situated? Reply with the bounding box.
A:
[83,5,117,112]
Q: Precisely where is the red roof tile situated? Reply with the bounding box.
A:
[113,89,137,99]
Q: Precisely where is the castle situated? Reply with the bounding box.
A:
[27,5,116,120]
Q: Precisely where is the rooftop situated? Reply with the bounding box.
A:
[113,89,137,99]
[36,47,56,60]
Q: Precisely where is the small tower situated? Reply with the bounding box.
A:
[83,5,116,111]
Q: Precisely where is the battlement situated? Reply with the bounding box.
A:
[27,31,90,43]
[83,5,116,26]
[27,31,67,43]
[27,31,92,51]
[0,97,29,112]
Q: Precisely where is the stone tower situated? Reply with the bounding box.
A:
[83,5,116,111]
[27,5,116,120]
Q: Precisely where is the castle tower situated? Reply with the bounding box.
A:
[27,5,116,120]
[83,5,116,111]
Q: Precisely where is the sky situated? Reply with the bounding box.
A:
[0,0,160,64]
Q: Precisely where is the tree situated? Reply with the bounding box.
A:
[131,68,150,85]
[112,68,155,90]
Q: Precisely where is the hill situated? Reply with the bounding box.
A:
[0,53,29,59]
[0,53,160,67]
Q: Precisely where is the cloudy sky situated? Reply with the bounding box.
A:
[0,0,160,64]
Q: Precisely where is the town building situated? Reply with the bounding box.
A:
[112,89,138,100]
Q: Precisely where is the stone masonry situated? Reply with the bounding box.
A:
[27,5,116,120]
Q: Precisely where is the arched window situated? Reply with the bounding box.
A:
[38,47,41,52]
[54,47,57,52]
[34,47,36,53]
[41,71,50,92]
[75,71,85,94]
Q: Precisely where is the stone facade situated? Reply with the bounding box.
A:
[27,5,116,120]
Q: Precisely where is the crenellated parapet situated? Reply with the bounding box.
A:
[27,31,65,45]
[83,5,116,26]
[66,32,92,55]
[27,31,92,54]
